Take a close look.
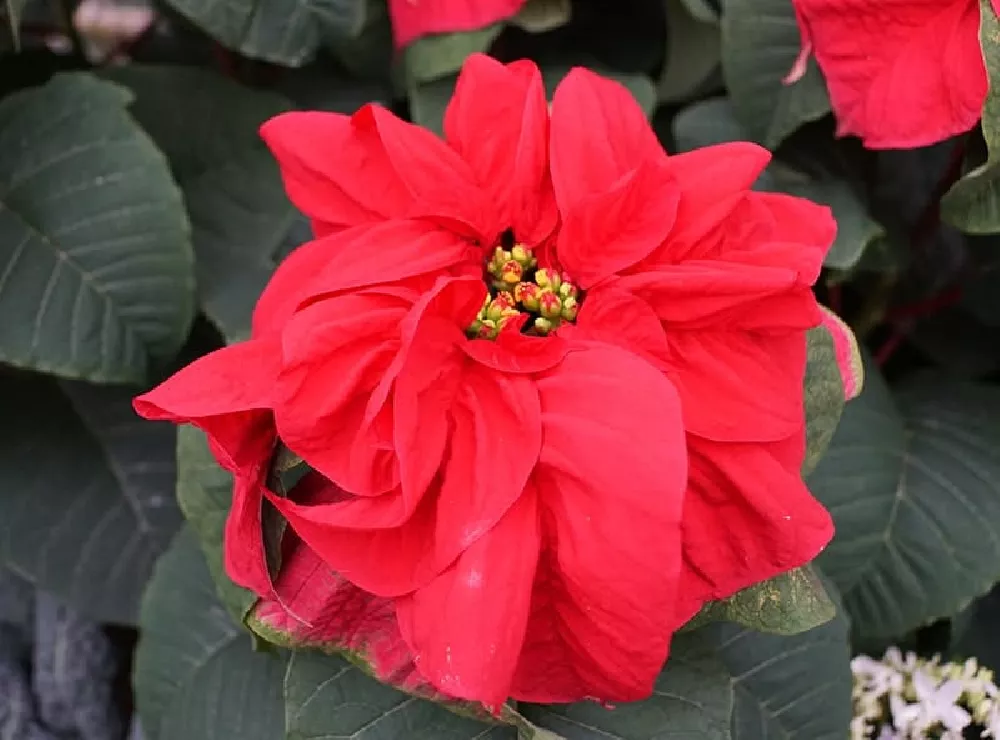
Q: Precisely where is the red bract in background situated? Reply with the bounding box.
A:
[387,0,527,47]
[788,0,999,148]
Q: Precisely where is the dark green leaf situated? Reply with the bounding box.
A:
[699,566,835,636]
[404,26,504,84]
[4,0,28,49]
[941,0,1000,233]
[284,651,516,740]
[162,0,366,66]
[0,73,193,383]
[678,0,719,24]
[323,0,395,83]
[657,0,720,105]
[409,75,458,136]
[808,359,1000,638]
[136,527,286,740]
[959,236,1000,327]
[0,372,182,625]
[708,591,852,740]
[950,586,1000,670]
[520,631,733,739]
[105,66,304,342]
[509,0,571,33]
[672,98,747,152]
[721,0,830,148]
[803,322,846,476]
[908,306,1000,378]
[176,425,256,624]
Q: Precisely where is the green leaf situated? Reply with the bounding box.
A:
[908,306,1000,378]
[409,75,458,136]
[284,651,516,739]
[699,566,836,636]
[950,587,1000,670]
[657,0,720,105]
[509,0,571,33]
[323,0,395,84]
[0,371,182,625]
[404,26,504,84]
[678,0,719,24]
[176,425,256,624]
[162,0,366,66]
[672,97,748,152]
[942,0,1000,233]
[720,0,830,148]
[960,236,1000,326]
[4,0,28,49]
[803,321,847,476]
[672,98,881,272]
[708,590,852,740]
[808,358,1000,639]
[105,66,304,342]
[519,631,733,739]
[136,527,287,740]
[0,73,194,383]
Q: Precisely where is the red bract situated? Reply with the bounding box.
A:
[134,54,836,709]
[387,0,526,47]
[788,0,997,149]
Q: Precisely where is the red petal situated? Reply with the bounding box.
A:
[510,343,687,703]
[267,361,541,598]
[645,191,833,273]
[133,337,278,471]
[461,328,570,373]
[396,487,540,708]
[224,470,272,595]
[444,54,557,246]
[625,191,832,330]
[274,290,413,496]
[664,329,808,442]
[387,277,484,505]
[555,160,680,288]
[387,0,526,47]
[251,237,340,338]
[550,68,666,211]
[615,264,821,329]
[285,221,477,321]
[569,286,671,370]
[133,339,280,596]
[672,435,834,625]
[791,0,985,148]
[661,142,771,230]
[248,529,435,697]
[261,106,493,236]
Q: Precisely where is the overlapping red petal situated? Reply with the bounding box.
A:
[789,0,987,149]
[135,54,838,710]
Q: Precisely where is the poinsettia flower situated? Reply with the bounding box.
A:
[134,54,835,709]
[388,0,527,48]
[787,0,996,149]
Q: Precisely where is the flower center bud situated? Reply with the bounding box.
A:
[467,243,581,340]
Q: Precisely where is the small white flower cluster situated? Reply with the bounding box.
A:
[852,647,1000,739]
